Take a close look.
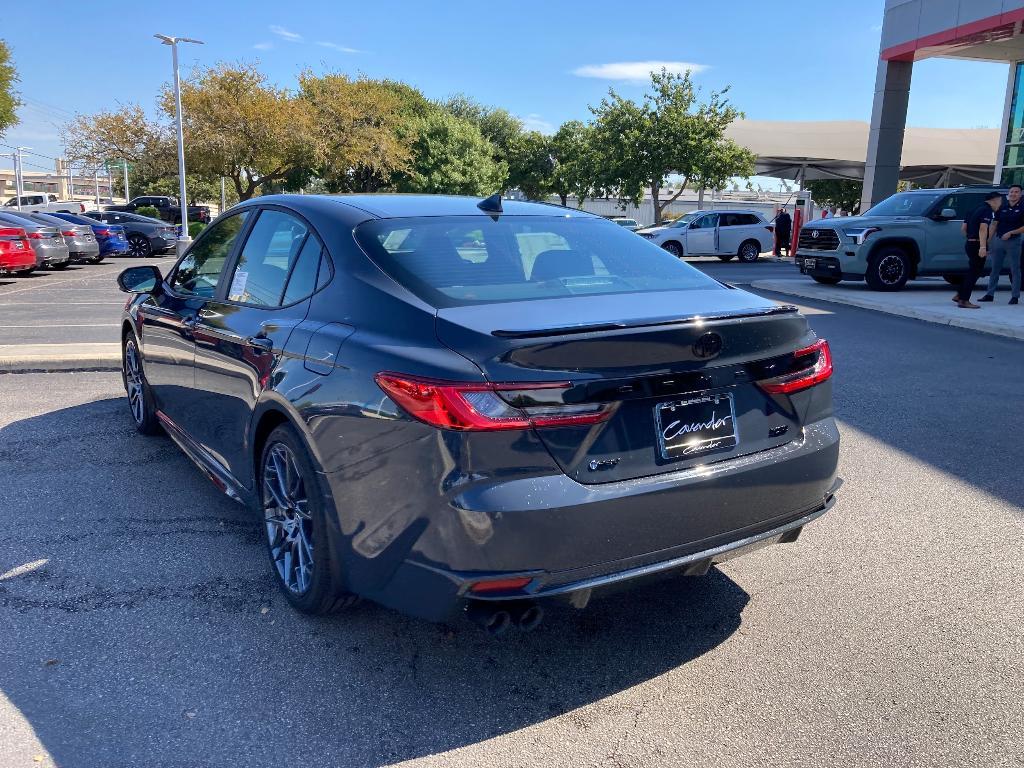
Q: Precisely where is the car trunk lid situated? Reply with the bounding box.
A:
[435,288,816,484]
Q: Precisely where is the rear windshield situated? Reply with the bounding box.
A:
[353,215,724,307]
[862,192,943,217]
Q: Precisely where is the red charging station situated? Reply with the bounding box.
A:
[790,192,813,254]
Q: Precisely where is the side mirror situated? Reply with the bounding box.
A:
[939,208,958,220]
[117,265,162,294]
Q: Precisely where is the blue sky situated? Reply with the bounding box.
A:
[1,0,1012,183]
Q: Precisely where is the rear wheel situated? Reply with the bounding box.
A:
[260,424,358,615]
[865,247,911,291]
[717,253,736,262]
[737,240,761,263]
[662,241,683,258]
[127,234,152,259]
[50,262,69,270]
[812,275,842,285]
[122,334,161,435]
[14,267,35,276]
[90,255,104,265]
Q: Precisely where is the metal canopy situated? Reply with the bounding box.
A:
[725,120,999,185]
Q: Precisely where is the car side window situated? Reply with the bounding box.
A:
[226,209,309,307]
[692,214,718,229]
[948,193,987,220]
[170,211,249,298]
[720,214,740,227]
[281,236,324,305]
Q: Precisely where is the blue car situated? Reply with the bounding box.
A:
[49,212,129,256]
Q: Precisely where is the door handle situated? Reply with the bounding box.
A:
[246,335,274,353]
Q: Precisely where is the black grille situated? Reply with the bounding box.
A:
[798,228,840,251]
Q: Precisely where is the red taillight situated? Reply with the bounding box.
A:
[26,232,44,239]
[374,373,613,431]
[757,339,833,394]
[0,226,25,240]
[469,577,533,594]
[78,203,85,213]
[95,228,112,237]
[61,230,77,237]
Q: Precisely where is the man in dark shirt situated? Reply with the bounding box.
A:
[979,184,1024,304]
[774,208,792,257]
[957,192,1002,308]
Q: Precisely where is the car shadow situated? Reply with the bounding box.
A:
[0,396,750,767]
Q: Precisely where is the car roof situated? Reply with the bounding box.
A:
[237,193,600,221]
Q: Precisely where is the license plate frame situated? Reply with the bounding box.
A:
[803,258,816,271]
[655,393,739,461]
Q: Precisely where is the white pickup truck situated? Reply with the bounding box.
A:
[3,194,87,214]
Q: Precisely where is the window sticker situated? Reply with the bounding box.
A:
[229,270,249,302]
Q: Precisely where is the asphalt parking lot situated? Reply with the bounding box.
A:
[2,259,1024,767]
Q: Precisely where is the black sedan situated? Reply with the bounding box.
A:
[87,210,178,258]
[117,194,840,634]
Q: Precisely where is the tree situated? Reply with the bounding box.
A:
[0,40,21,138]
[506,131,554,200]
[691,138,756,208]
[168,62,320,200]
[805,179,863,214]
[590,69,750,224]
[299,73,413,192]
[550,120,599,207]
[395,109,507,196]
[63,105,175,179]
[443,95,524,192]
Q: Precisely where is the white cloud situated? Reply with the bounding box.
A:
[520,113,555,134]
[316,41,360,53]
[572,60,708,82]
[269,25,303,42]
[253,42,274,50]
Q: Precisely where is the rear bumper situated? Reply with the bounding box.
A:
[69,241,101,261]
[338,417,840,621]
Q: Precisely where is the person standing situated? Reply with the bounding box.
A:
[774,207,792,257]
[957,191,1002,309]
[979,184,1024,305]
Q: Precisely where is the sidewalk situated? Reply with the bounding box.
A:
[0,343,121,373]
[751,277,1024,341]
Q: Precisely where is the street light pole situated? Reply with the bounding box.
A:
[14,147,30,210]
[155,33,203,254]
[122,160,130,204]
[220,176,226,213]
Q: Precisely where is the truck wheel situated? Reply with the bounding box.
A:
[737,240,761,263]
[812,275,842,285]
[662,241,683,258]
[865,247,910,291]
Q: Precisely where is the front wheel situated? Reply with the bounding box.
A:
[661,241,683,258]
[127,234,153,259]
[812,275,842,285]
[122,335,161,435]
[737,240,761,263]
[865,247,911,291]
[260,424,358,615]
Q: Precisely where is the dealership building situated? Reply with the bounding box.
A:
[865,0,1024,208]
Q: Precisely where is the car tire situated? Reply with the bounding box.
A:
[717,253,736,262]
[662,241,683,258]
[122,334,161,436]
[50,262,69,270]
[260,424,359,615]
[90,255,104,265]
[737,240,761,263]
[812,275,842,285]
[127,234,153,259]
[14,267,34,276]
[865,247,911,291]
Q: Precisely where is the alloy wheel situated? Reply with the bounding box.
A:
[128,235,151,258]
[124,340,145,425]
[878,254,905,285]
[740,242,759,262]
[263,443,313,595]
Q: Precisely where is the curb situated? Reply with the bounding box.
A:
[0,344,121,374]
[751,280,1024,341]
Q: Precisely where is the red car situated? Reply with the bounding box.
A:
[0,225,37,275]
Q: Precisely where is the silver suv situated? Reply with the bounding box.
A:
[796,186,1007,291]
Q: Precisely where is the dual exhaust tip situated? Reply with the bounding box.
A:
[466,601,544,636]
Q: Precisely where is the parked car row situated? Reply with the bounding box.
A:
[0,207,165,275]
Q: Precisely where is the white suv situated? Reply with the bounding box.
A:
[637,209,774,262]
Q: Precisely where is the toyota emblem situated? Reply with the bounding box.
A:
[811,230,820,239]
[692,332,723,360]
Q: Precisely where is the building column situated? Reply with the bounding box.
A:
[861,58,913,211]
[995,63,1017,184]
